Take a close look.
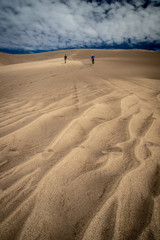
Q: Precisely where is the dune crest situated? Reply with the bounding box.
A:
[0,49,160,240]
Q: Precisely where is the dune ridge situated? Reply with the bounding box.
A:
[0,49,160,240]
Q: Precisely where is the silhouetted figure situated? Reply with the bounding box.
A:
[64,54,67,63]
[91,54,95,64]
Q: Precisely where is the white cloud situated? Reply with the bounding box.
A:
[0,0,159,51]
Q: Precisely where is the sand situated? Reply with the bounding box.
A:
[0,49,160,240]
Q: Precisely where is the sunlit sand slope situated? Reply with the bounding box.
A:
[0,50,160,240]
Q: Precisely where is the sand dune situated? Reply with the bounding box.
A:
[0,49,160,240]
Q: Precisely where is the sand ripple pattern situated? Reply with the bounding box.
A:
[0,51,160,240]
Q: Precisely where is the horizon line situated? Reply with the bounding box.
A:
[0,42,160,55]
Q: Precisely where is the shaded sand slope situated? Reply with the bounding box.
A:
[0,49,160,240]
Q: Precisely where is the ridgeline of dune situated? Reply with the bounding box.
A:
[0,49,160,240]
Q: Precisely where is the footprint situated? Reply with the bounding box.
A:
[48,149,53,152]
[9,148,17,152]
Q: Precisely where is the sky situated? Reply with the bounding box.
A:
[0,0,160,54]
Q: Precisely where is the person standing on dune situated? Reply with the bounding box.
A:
[91,54,95,64]
[64,54,67,63]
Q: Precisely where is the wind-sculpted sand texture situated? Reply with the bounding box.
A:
[0,49,160,240]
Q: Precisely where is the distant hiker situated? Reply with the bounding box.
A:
[64,54,67,63]
[91,54,95,64]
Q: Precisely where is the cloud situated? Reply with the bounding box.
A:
[0,0,159,52]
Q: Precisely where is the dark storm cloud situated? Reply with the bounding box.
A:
[0,0,159,52]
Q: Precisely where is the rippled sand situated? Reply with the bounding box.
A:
[0,49,160,240]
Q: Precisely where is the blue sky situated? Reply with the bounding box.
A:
[0,0,160,54]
